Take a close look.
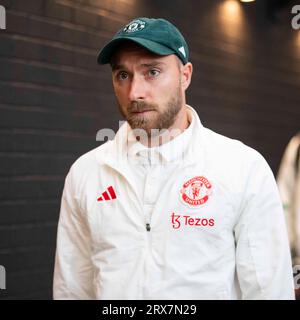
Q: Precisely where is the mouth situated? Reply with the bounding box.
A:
[131,109,155,115]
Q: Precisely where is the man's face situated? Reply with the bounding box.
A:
[111,43,185,136]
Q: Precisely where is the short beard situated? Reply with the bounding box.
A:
[119,87,183,137]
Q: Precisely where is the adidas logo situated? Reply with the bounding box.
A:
[178,46,186,58]
[97,186,117,202]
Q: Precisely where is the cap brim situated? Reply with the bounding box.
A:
[97,37,175,64]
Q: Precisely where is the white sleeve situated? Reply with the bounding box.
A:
[53,167,95,299]
[234,153,295,300]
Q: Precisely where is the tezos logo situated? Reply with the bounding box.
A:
[171,212,215,230]
[123,19,146,33]
[291,5,300,30]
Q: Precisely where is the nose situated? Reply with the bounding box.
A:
[128,75,146,101]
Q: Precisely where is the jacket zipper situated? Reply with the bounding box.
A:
[144,218,151,298]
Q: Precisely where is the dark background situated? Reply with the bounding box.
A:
[0,0,299,299]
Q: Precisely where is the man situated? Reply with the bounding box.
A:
[276,133,300,299]
[277,132,300,267]
[53,17,295,299]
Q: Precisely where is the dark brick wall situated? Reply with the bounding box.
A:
[0,0,299,299]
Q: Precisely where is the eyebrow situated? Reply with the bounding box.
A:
[140,61,167,68]
[111,64,124,71]
[111,61,167,71]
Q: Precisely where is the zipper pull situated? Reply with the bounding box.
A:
[146,223,151,232]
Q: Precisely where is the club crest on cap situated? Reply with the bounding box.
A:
[123,19,146,33]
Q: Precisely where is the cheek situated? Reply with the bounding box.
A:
[157,73,180,94]
[155,81,180,105]
[114,85,128,104]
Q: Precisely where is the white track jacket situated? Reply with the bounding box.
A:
[53,106,295,300]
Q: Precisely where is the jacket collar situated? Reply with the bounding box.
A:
[96,105,205,172]
[126,105,195,164]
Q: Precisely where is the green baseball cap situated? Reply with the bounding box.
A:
[97,17,189,65]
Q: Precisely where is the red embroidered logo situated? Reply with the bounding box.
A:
[97,186,117,202]
[180,176,212,207]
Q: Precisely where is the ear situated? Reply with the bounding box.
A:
[181,62,193,91]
